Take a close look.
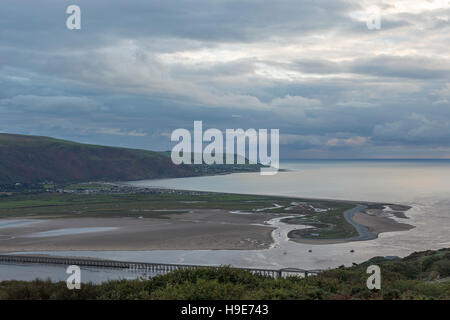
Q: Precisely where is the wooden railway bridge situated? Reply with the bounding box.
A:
[0,254,322,278]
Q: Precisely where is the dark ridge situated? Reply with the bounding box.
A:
[0,133,260,184]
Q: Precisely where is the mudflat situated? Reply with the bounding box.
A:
[0,210,278,252]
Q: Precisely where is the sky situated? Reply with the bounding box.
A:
[0,0,449,159]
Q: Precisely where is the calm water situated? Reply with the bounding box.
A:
[0,220,43,229]
[122,160,450,268]
[26,227,119,238]
[129,159,450,203]
[0,264,146,283]
[3,160,450,281]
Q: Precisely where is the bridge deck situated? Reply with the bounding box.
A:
[0,254,322,278]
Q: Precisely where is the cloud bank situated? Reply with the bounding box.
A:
[0,0,449,158]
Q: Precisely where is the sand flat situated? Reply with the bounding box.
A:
[0,209,278,252]
[351,211,414,235]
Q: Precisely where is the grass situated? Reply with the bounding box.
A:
[285,203,358,239]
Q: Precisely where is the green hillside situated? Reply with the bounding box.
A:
[0,133,259,184]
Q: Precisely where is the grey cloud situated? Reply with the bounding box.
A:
[97,128,147,137]
[373,113,450,145]
[348,56,450,80]
[0,95,108,113]
[291,55,450,79]
[0,1,449,158]
[0,0,359,50]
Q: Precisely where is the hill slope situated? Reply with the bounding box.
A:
[0,133,203,184]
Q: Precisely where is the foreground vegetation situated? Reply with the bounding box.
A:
[1,248,449,300]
